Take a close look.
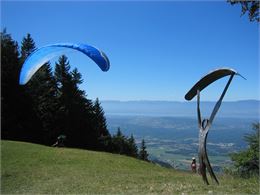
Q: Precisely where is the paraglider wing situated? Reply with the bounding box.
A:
[19,43,110,85]
[185,68,240,101]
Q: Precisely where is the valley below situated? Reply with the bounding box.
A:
[106,115,257,171]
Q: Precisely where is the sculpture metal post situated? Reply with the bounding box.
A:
[185,68,245,185]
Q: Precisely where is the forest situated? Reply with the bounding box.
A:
[1,30,148,160]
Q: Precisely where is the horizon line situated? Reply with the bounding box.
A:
[99,99,260,103]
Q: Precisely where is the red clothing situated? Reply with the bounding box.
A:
[191,162,197,172]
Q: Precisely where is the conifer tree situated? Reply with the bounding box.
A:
[1,29,21,139]
[116,127,123,137]
[20,33,36,63]
[110,127,124,154]
[139,139,149,161]
[27,63,58,145]
[93,98,109,137]
[71,68,83,85]
[54,55,95,148]
[20,33,58,144]
[55,55,71,87]
[110,128,139,157]
[128,134,138,157]
[1,30,40,142]
[93,98,111,150]
[54,55,74,144]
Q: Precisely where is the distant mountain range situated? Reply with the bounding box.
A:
[101,100,260,118]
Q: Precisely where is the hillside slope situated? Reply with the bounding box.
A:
[1,140,259,194]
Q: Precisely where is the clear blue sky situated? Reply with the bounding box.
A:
[1,1,259,101]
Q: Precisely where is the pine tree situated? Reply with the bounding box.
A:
[27,62,59,145]
[139,139,149,161]
[1,30,40,143]
[110,127,124,154]
[1,29,21,139]
[71,68,83,85]
[93,98,109,137]
[128,134,138,158]
[110,128,139,158]
[55,55,71,88]
[116,127,123,137]
[54,55,74,145]
[20,33,36,63]
[93,98,111,150]
[20,33,59,144]
[1,29,20,97]
[54,55,95,148]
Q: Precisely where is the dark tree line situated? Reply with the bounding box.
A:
[1,30,148,160]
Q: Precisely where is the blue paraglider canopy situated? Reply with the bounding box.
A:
[19,43,110,85]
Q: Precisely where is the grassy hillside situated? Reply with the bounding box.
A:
[1,140,259,194]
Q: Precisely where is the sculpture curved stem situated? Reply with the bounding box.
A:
[196,74,235,185]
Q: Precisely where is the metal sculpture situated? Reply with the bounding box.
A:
[185,68,245,185]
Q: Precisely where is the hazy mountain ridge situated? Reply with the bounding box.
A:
[101,100,260,118]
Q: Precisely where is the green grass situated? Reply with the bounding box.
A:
[1,140,259,194]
